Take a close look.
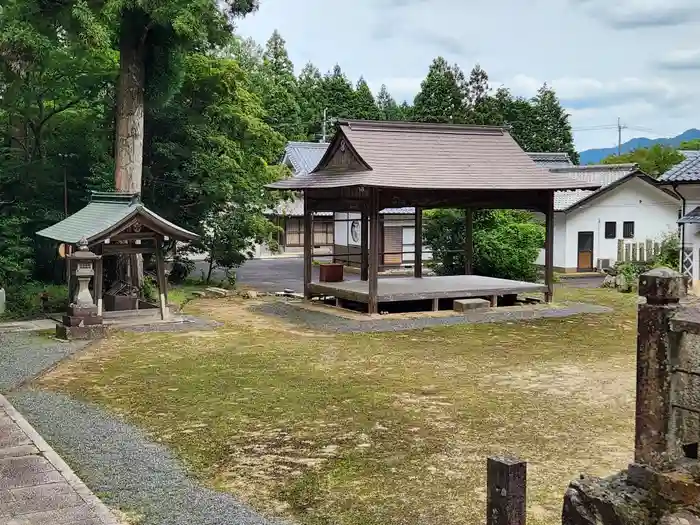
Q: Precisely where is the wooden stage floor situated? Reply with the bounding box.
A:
[308,275,547,304]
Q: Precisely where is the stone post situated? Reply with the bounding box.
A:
[635,267,685,468]
[487,456,526,525]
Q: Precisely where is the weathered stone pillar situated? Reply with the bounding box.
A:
[487,456,526,525]
[635,267,685,468]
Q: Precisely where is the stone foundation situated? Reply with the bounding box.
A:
[562,466,700,525]
[56,323,108,340]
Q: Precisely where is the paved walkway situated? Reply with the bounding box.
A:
[0,395,119,525]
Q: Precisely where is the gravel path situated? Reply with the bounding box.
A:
[8,390,283,525]
[255,301,612,333]
[0,332,88,391]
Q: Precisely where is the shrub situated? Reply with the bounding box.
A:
[423,209,544,282]
[1,282,67,320]
[653,231,680,270]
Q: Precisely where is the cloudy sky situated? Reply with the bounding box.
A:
[236,0,700,151]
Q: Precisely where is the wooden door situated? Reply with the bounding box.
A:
[577,231,594,271]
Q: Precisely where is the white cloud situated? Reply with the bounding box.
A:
[657,49,700,70]
[572,0,700,28]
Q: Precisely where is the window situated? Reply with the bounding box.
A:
[285,218,303,247]
[623,221,635,239]
[604,221,617,239]
[313,220,334,245]
[285,218,334,247]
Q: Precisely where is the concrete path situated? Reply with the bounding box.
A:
[0,395,119,525]
[0,320,55,334]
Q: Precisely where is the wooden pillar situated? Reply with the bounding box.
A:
[486,456,527,525]
[361,212,369,281]
[95,256,103,316]
[465,208,473,275]
[303,194,313,299]
[544,192,555,303]
[155,237,168,320]
[368,189,380,315]
[414,207,423,278]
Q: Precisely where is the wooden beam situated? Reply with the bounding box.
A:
[303,193,313,300]
[110,232,158,242]
[94,256,103,316]
[414,207,423,278]
[368,189,380,315]
[465,208,473,275]
[544,191,555,303]
[155,237,168,320]
[360,212,369,281]
[102,245,156,255]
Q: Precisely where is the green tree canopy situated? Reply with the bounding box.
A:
[321,64,356,121]
[412,57,466,123]
[353,77,381,120]
[602,144,685,178]
[297,62,324,140]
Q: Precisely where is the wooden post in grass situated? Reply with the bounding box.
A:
[487,456,527,525]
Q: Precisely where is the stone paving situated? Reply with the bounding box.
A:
[0,395,119,525]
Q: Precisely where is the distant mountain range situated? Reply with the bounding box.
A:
[578,128,700,165]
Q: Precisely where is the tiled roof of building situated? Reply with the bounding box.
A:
[270,121,598,191]
[36,192,198,243]
[659,150,700,182]
[527,152,574,169]
[282,141,328,175]
[549,164,642,211]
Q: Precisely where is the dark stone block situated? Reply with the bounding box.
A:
[55,324,108,341]
[61,315,103,327]
[67,305,98,317]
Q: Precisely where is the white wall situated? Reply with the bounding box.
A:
[535,212,567,268]
[334,212,362,247]
[563,177,678,269]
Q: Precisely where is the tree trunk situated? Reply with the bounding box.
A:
[114,16,146,194]
[114,12,147,287]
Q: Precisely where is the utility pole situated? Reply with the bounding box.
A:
[321,108,328,143]
[617,117,627,156]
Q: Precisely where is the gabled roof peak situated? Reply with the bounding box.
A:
[339,119,506,135]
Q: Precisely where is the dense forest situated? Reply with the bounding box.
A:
[0,1,577,315]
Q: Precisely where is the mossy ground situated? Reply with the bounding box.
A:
[36,286,639,525]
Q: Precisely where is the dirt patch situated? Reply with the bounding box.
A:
[481,357,634,407]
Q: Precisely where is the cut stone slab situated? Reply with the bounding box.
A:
[453,298,491,312]
[205,287,229,298]
[0,396,120,524]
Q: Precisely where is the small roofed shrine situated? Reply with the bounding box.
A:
[268,120,599,315]
[37,192,198,337]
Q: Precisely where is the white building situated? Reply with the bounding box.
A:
[535,163,679,272]
[659,151,700,290]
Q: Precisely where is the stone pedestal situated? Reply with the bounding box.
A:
[56,238,106,341]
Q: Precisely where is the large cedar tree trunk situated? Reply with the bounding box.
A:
[114,16,146,194]
[114,14,147,287]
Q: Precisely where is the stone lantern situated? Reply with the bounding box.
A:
[56,238,107,340]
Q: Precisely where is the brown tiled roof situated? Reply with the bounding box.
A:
[268,120,598,191]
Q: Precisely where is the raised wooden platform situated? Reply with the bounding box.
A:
[309,275,547,304]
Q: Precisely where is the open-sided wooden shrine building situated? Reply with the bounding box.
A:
[268,120,598,314]
[37,191,198,321]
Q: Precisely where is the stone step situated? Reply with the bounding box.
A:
[453,298,491,313]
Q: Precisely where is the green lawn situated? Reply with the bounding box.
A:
[37,286,639,525]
